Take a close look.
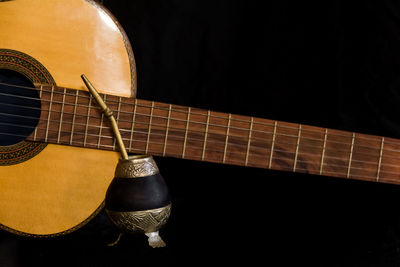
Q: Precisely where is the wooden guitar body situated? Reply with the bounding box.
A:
[0,0,136,236]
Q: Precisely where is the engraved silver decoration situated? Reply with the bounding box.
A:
[115,155,159,178]
[106,204,171,248]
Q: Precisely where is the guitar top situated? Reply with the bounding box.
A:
[0,0,135,236]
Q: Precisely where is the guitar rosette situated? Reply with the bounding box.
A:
[105,155,171,248]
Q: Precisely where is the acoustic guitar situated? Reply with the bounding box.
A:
[0,0,399,238]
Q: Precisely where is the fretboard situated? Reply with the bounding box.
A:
[28,85,400,185]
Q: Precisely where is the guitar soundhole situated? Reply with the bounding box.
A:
[0,69,41,146]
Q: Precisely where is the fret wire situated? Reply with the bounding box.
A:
[19,95,316,144]
[376,137,385,182]
[14,85,337,137]
[145,101,155,154]
[2,83,306,138]
[26,125,400,179]
[6,83,400,180]
[33,85,43,141]
[162,104,172,157]
[4,99,389,157]
[44,85,54,142]
[33,123,400,177]
[201,110,211,161]
[182,107,191,159]
[97,95,106,148]
[1,82,389,142]
[347,132,356,178]
[14,120,385,170]
[113,96,122,151]
[5,83,400,177]
[18,86,305,137]
[29,101,397,152]
[69,90,79,145]
[319,128,328,175]
[4,102,399,165]
[83,97,92,146]
[1,116,356,163]
[3,86,396,150]
[40,100,276,137]
[27,116,399,171]
[128,99,137,152]
[57,88,66,144]
[222,113,232,163]
[268,121,278,168]
[5,82,400,147]
[13,118,400,175]
[7,107,290,154]
[22,102,392,155]
[293,124,302,172]
[4,87,400,164]
[245,117,254,166]
[13,127,400,183]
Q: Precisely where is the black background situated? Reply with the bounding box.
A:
[3,0,400,266]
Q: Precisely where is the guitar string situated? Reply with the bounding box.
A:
[8,83,385,141]
[0,84,396,181]
[0,87,395,174]
[0,115,381,166]
[0,128,398,181]
[0,105,397,183]
[1,90,315,140]
[0,117,356,162]
[1,84,395,160]
[0,81,391,144]
[0,87,394,157]
[0,111,362,159]
[0,91,299,137]
[0,88,395,159]
[0,113,398,174]
[0,84,397,168]
[0,103,319,149]
[0,101,393,162]
[0,98,352,150]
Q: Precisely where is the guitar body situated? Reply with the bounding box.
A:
[0,0,136,236]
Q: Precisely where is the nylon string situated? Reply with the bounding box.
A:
[0,81,399,172]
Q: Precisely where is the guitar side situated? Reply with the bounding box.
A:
[0,0,136,236]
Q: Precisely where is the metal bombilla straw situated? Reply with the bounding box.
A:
[81,75,171,248]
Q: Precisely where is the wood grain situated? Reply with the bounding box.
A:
[0,0,135,96]
[30,85,400,187]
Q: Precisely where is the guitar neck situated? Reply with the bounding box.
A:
[28,85,400,186]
